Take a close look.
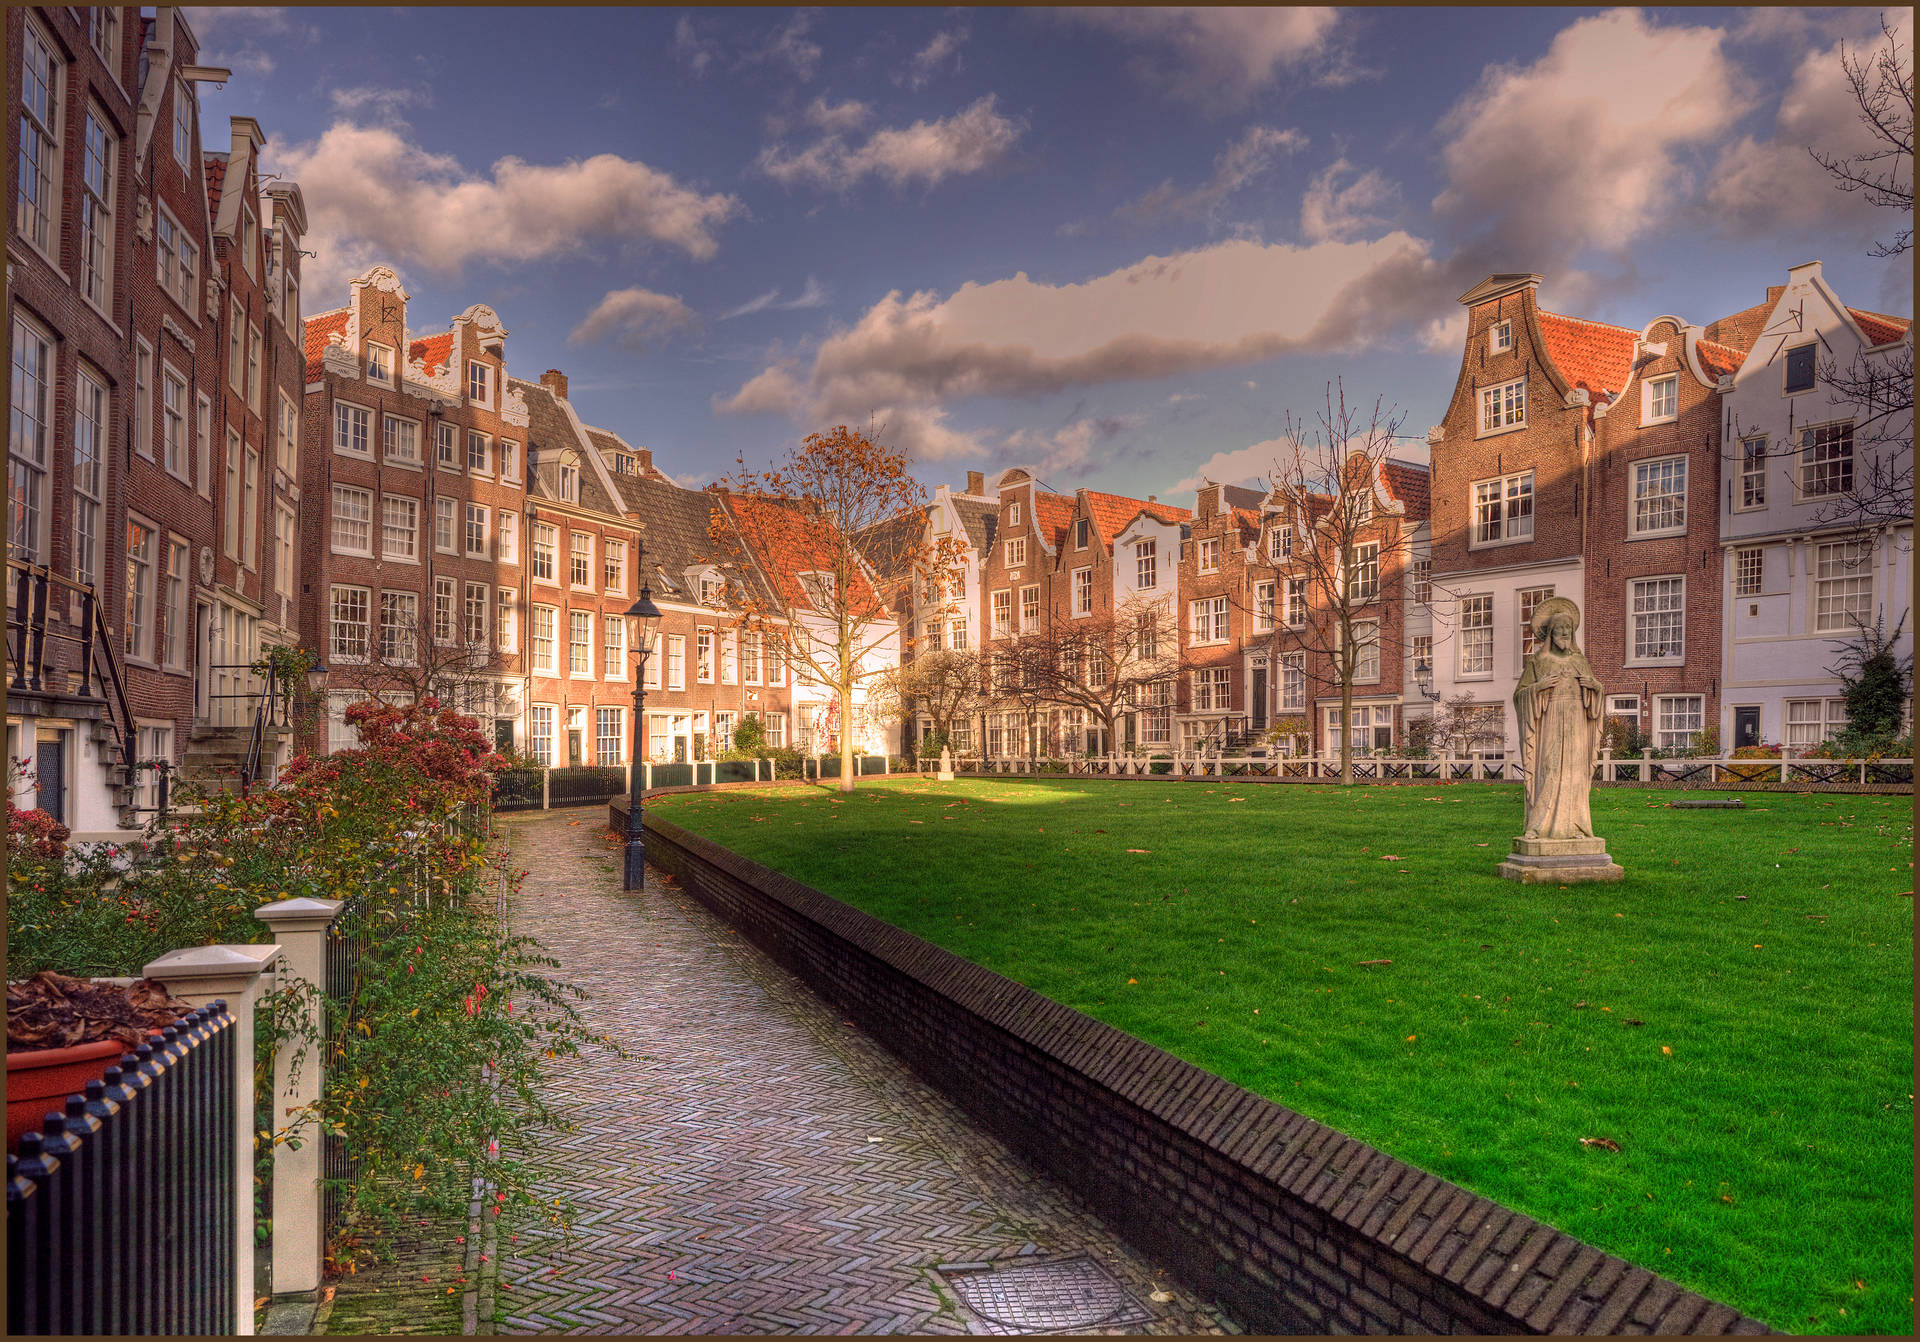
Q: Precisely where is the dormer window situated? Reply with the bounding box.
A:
[700,574,726,605]
[467,361,492,405]
[366,342,393,383]
[557,462,579,502]
[1009,502,1022,526]
[801,571,836,606]
[1489,319,1513,355]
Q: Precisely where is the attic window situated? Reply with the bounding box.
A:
[1009,502,1022,526]
[1074,518,1089,550]
[366,342,393,383]
[467,361,492,405]
[1489,319,1513,354]
[1783,345,1816,394]
[613,453,633,474]
[558,463,579,502]
[700,575,726,605]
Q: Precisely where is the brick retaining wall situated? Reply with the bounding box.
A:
[623,801,1773,1336]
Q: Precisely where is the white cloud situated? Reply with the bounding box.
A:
[1299,158,1399,243]
[182,5,316,77]
[1167,391,1203,404]
[1119,125,1307,221]
[718,233,1446,460]
[265,123,740,294]
[804,97,872,134]
[1172,436,1286,493]
[1707,11,1911,239]
[1432,9,1747,266]
[750,9,824,81]
[757,94,1026,192]
[329,86,430,119]
[900,25,969,89]
[672,16,721,75]
[720,276,831,320]
[1056,7,1350,106]
[568,288,698,352]
[1001,415,1140,477]
[1418,311,1468,355]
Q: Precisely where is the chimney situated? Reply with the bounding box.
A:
[1766,285,1785,306]
[1147,495,1156,503]
[966,470,984,496]
[540,368,568,400]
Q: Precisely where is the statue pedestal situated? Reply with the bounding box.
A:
[936,747,955,782]
[1497,835,1623,884]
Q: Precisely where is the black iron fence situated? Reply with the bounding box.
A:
[323,898,369,1241]
[549,765,626,807]
[7,1003,236,1336]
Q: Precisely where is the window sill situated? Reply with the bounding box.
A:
[1456,672,1495,682]
[384,458,423,472]
[333,447,375,462]
[1469,534,1534,551]
[1640,414,1678,428]
[1626,527,1687,542]
[382,556,421,567]
[437,461,463,474]
[330,547,374,559]
[1473,421,1530,441]
[1623,658,1685,669]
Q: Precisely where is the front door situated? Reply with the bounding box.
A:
[34,730,67,824]
[1733,706,1761,750]
[194,602,213,722]
[1250,666,1268,730]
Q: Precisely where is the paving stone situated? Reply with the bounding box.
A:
[487,813,1231,1335]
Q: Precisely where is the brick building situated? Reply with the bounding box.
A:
[1176,482,1265,750]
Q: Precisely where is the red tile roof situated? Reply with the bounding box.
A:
[721,494,883,620]
[204,154,227,221]
[409,332,453,375]
[1382,461,1430,519]
[1849,307,1911,346]
[1694,337,1747,381]
[1536,310,1639,400]
[1083,490,1190,547]
[303,308,349,380]
[1033,490,1078,551]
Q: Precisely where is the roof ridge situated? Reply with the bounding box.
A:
[1538,309,1640,336]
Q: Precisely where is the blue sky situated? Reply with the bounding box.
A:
[187,6,1911,503]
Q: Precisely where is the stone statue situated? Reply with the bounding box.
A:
[1497,596,1623,883]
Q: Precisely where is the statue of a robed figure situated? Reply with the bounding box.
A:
[1496,597,1624,883]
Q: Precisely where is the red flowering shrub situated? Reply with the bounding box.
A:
[7,802,70,860]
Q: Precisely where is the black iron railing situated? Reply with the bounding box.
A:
[6,1003,236,1336]
[5,561,136,781]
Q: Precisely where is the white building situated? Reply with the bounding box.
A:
[1717,261,1913,751]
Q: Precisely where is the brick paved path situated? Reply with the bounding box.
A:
[491,811,1234,1336]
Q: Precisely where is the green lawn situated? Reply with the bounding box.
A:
[646,778,1914,1335]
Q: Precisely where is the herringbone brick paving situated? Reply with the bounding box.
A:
[491,810,1233,1335]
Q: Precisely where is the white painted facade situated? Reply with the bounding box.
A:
[1717,261,1914,750]
[1423,555,1585,754]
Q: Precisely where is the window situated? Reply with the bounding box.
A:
[1411,558,1432,604]
[71,365,106,590]
[1191,667,1231,712]
[381,495,418,560]
[949,617,968,650]
[284,269,298,333]
[696,629,715,683]
[604,538,626,593]
[557,463,579,503]
[1074,518,1090,549]
[499,440,519,481]
[1279,653,1305,711]
[334,403,371,456]
[433,579,456,645]
[1005,537,1027,568]
[1798,423,1854,498]
[1352,620,1380,682]
[764,713,786,748]
[124,521,154,660]
[1490,319,1513,354]
[330,586,371,660]
[1472,471,1533,545]
[1786,698,1848,750]
[991,590,1012,638]
[155,209,199,311]
[1198,537,1221,573]
[224,430,242,558]
[465,504,489,557]
[196,394,212,496]
[464,583,488,647]
[532,524,557,581]
[1734,547,1763,598]
[366,342,394,383]
[528,706,555,767]
[1814,540,1873,632]
[1073,567,1093,616]
[1783,344,1816,394]
[383,415,419,464]
[570,533,592,588]
[1517,585,1555,668]
[1629,577,1685,662]
[768,646,785,686]
[1606,694,1642,726]
[467,431,490,475]
[1654,695,1704,750]
[1135,539,1157,589]
[1411,634,1433,672]
[90,8,122,66]
[240,207,257,279]
[242,449,259,568]
[133,723,173,813]
[1326,704,1395,758]
[1631,456,1687,535]
[743,630,762,685]
[530,606,558,674]
[1190,595,1230,644]
[1020,585,1041,632]
[380,591,418,663]
[1269,527,1292,561]
[698,573,726,605]
[596,707,625,766]
[431,498,456,553]
[467,361,492,405]
[1009,502,1022,526]
[277,392,300,476]
[1254,580,1276,631]
[228,299,246,392]
[80,108,115,310]
[331,485,373,554]
[1643,374,1678,423]
[569,610,592,676]
[1348,541,1380,601]
[605,615,626,680]
[666,634,686,689]
[132,340,152,462]
[436,423,458,469]
[1459,594,1493,676]
[1478,377,1527,434]
[497,589,518,652]
[16,19,59,256]
[1739,435,1767,509]
[1286,577,1306,628]
[1350,491,1372,527]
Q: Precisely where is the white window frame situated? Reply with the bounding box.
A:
[16,16,62,262]
[1285,577,1306,629]
[436,422,459,470]
[1738,434,1767,511]
[528,705,556,767]
[1073,566,1093,617]
[1190,595,1230,645]
[466,504,490,558]
[1019,585,1041,633]
[1348,541,1380,602]
[1641,373,1678,425]
[1352,619,1380,683]
[1009,502,1022,526]
[467,430,491,476]
[1627,575,1685,665]
[1477,376,1527,436]
[1135,539,1157,589]
[133,339,153,463]
[330,485,373,556]
[1458,593,1493,678]
[1797,422,1854,501]
[71,363,108,592]
[1733,547,1763,599]
[1254,579,1275,632]
[1813,540,1873,633]
[195,393,212,497]
[79,104,115,313]
[530,605,559,675]
[991,589,1012,639]
[379,590,419,665]
[467,361,493,406]
[568,609,593,678]
[277,391,300,477]
[570,532,594,590]
[499,439,520,483]
[1411,558,1432,604]
[1630,454,1687,537]
[242,448,259,570]
[696,628,715,684]
[382,413,420,465]
[666,633,686,690]
[1471,471,1534,548]
[380,494,419,562]
[329,585,371,662]
[333,401,372,457]
[605,614,627,681]
[604,538,627,594]
[433,578,456,646]
[1489,319,1513,355]
[1653,694,1704,750]
[1785,698,1847,751]
[124,518,156,663]
[1268,527,1291,561]
[366,341,395,385]
[1279,652,1305,712]
[496,510,518,565]
[1517,585,1556,670]
[1198,537,1221,573]
[433,498,457,554]
[497,588,518,653]
[1005,536,1028,569]
[532,523,558,583]
[595,706,626,766]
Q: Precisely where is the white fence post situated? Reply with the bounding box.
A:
[1599,745,1612,783]
[1641,748,1654,787]
[143,942,283,1336]
[624,760,633,795]
[643,760,652,791]
[252,898,344,1299]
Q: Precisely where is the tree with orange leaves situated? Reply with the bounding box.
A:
[708,424,966,791]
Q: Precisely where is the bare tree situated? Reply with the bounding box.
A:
[995,596,1184,754]
[871,649,986,757]
[1809,14,1913,260]
[1262,383,1415,784]
[1430,692,1507,757]
[328,601,515,724]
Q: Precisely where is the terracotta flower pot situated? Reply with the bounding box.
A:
[6,1039,129,1151]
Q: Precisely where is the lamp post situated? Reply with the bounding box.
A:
[623,555,664,891]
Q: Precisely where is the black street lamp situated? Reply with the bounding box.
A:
[623,553,664,891]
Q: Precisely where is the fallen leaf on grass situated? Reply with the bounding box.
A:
[1357,959,1393,967]
[1126,848,1152,853]
[1379,854,1403,861]
[1661,1045,1673,1055]
[1149,1290,1175,1303]
[1579,1137,1622,1152]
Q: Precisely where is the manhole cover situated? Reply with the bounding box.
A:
[937,1254,1156,1335]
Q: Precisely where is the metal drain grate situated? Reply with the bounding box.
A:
[937,1254,1156,1335]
